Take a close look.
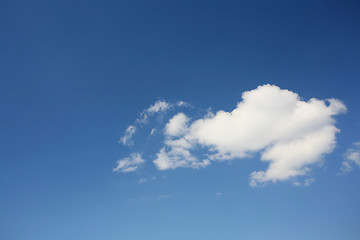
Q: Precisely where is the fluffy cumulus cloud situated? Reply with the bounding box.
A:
[339,142,360,174]
[165,113,190,137]
[116,84,347,187]
[113,153,145,173]
[154,84,346,186]
[154,113,210,170]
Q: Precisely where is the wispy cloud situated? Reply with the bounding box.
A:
[113,153,145,173]
[118,100,189,146]
[150,128,156,136]
[136,100,171,124]
[137,176,157,184]
[338,142,360,175]
[293,178,315,187]
[119,125,136,146]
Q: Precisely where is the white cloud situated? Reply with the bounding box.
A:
[119,100,189,146]
[339,142,360,175]
[154,84,346,186]
[176,101,191,107]
[115,100,192,175]
[165,113,190,137]
[153,146,210,170]
[136,100,190,124]
[177,101,186,106]
[154,113,210,170]
[137,100,171,124]
[147,100,170,113]
[113,153,145,173]
[190,86,345,159]
[115,84,347,187]
[249,125,337,186]
[119,125,136,146]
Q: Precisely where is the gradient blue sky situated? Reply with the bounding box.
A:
[1,0,360,239]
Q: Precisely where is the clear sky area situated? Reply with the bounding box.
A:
[1,1,360,239]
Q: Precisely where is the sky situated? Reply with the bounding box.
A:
[1,0,360,239]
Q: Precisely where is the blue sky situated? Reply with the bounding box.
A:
[1,0,360,239]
